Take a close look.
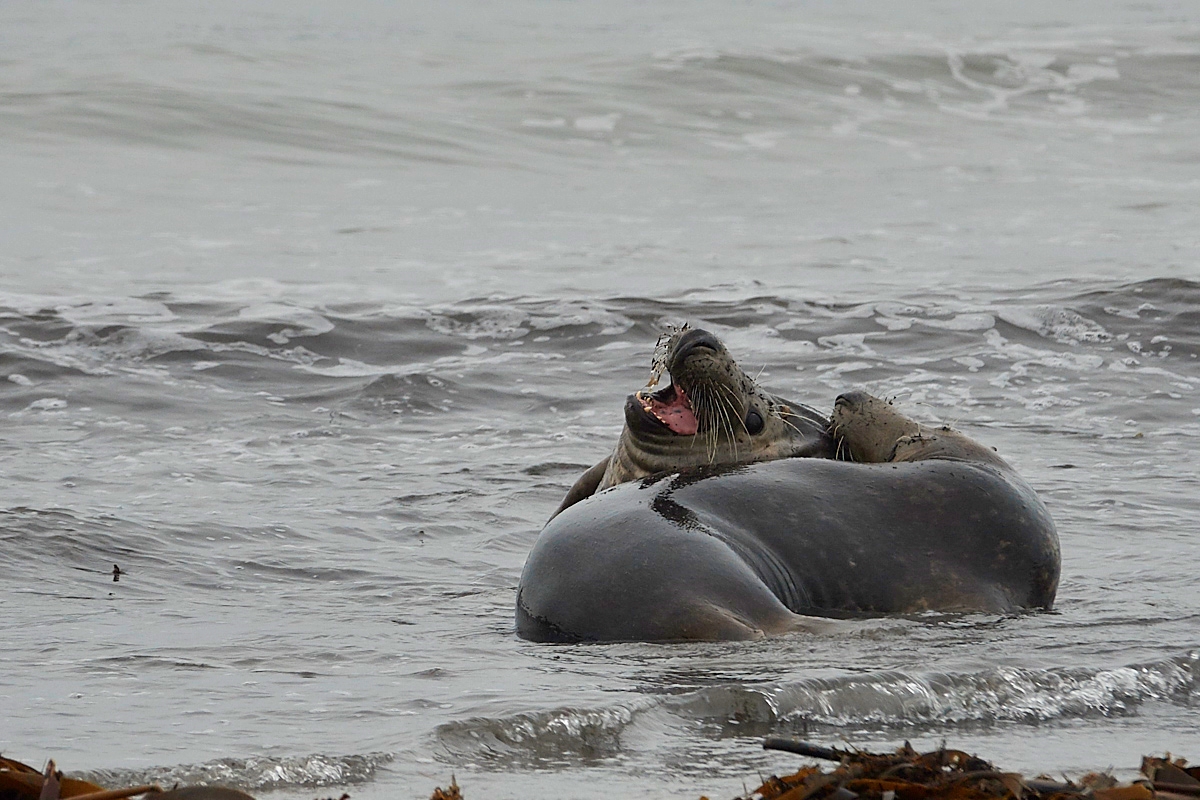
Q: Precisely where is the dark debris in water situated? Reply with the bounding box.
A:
[429,776,462,800]
[733,741,1200,800]
[424,742,1200,800]
[1,754,297,800]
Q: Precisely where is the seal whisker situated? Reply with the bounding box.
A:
[692,383,720,462]
[776,413,806,438]
[702,390,718,461]
[828,419,852,462]
[714,384,750,465]
[721,398,737,462]
[687,385,706,450]
[719,388,744,461]
[699,380,730,463]
[700,381,734,462]
[716,383,750,436]
[709,382,740,461]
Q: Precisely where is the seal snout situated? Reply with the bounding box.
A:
[834,391,872,412]
[668,328,724,373]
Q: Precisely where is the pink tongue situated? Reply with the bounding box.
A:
[646,386,698,435]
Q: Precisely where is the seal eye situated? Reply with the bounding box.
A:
[745,409,764,435]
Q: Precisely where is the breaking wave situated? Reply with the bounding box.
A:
[437,651,1200,768]
[78,751,392,793]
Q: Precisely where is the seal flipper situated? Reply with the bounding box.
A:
[550,456,611,520]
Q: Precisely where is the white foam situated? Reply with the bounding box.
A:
[574,113,620,133]
[922,313,996,331]
[997,305,1112,343]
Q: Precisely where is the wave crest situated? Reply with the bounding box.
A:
[78,752,391,793]
[436,652,1199,768]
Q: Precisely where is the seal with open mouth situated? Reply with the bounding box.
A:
[516,379,1059,642]
[550,327,838,519]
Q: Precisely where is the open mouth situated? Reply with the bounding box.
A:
[636,383,698,435]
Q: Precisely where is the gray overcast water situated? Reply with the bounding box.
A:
[2,1,1199,798]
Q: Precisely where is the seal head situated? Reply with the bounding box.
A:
[553,328,836,518]
[831,390,1010,469]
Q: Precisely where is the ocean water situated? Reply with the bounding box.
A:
[2,1,1199,798]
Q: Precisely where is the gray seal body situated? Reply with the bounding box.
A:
[516,392,1059,643]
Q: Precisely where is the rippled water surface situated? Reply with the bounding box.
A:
[2,2,1200,798]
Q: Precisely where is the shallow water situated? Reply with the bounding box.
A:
[2,2,1200,798]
